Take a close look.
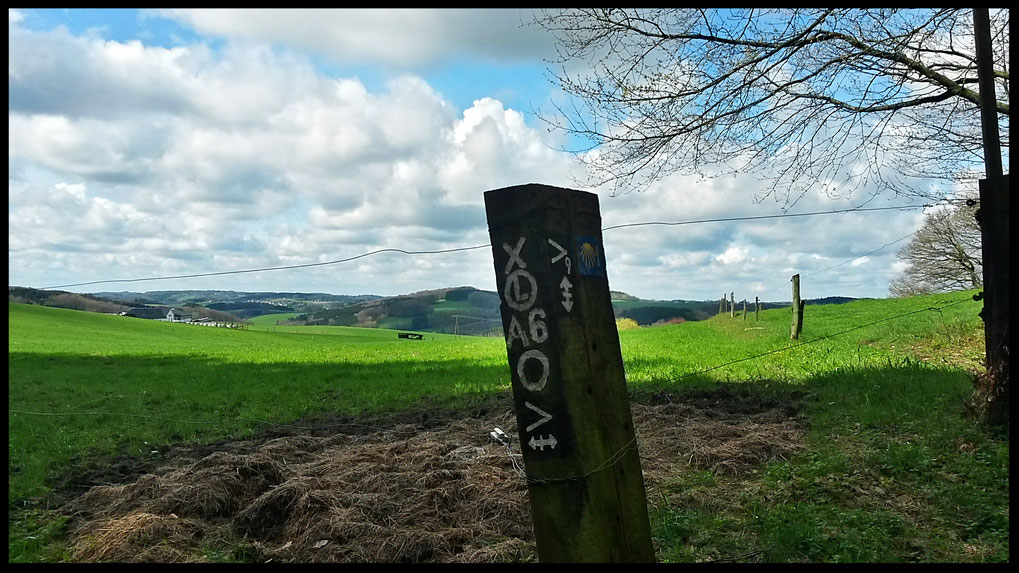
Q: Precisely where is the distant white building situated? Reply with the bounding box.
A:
[166,308,193,322]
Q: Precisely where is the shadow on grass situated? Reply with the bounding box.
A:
[11,352,1007,563]
[640,361,1008,563]
[9,351,511,503]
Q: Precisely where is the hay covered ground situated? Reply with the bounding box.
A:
[57,389,804,563]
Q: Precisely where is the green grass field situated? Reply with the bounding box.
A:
[8,290,1008,563]
[245,312,301,326]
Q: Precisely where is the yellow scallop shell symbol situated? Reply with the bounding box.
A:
[579,242,599,268]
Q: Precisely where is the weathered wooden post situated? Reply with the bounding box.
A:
[742,299,747,321]
[485,183,655,563]
[730,292,735,318]
[755,296,760,322]
[719,295,725,315]
[972,8,1008,426]
[790,274,801,340]
[975,174,1009,425]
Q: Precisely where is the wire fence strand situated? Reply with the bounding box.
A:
[37,202,941,290]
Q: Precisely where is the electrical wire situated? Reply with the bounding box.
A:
[600,204,929,231]
[37,203,933,290]
[41,244,491,290]
[803,231,918,279]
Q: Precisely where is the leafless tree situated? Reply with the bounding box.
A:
[535,9,1009,207]
[888,195,982,296]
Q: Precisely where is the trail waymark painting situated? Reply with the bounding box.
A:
[485,184,654,563]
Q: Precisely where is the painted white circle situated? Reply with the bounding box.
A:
[517,349,549,392]
[504,269,538,312]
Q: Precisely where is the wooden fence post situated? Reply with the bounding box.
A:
[719,294,725,315]
[971,10,1008,426]
[484,184,655,563]
[755,296,760,322]
[742,299,747,321]
[790,274,801,340]
[730,291,735,318]
[976,174,1009,425]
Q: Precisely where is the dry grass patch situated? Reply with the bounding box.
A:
[59,391,804,563]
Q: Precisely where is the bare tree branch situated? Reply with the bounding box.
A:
[535,8,1010,204]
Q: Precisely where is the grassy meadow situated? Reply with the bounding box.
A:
[8,289,1008,562]
[244,312,301,326]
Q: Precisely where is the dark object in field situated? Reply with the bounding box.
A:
[398,333,424,340]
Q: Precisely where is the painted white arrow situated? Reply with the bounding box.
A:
[547,238,567,264]
[528,434,558,451]
[560,276,574,312]
[524,401,553,432]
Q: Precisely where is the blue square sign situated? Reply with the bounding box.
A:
[575,236,604,277]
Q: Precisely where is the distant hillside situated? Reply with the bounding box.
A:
[610,290,640,301]
[766,296,863,307]
[612,295,862,326]
[289,286,502,336]
[10,286,248,323]
[93,289,378,305]
[9,286,128,314]
[15,284,864,333]
[92,290,381,319]
[807,296,863,305]
[291,287,751,332]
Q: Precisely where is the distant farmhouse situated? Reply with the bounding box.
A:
[121,306,192,322]
[165,308,192,322]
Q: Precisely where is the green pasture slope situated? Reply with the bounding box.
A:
[245,312,300,326]
[9,290,1008,563]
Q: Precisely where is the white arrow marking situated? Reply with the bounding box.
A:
[524,401,553,432]
[528,434,558,451]
[560,276,574,312]
[547,238,567,264]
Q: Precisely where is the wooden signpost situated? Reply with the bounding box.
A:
[484,184,655,563]
[790,274,802,340]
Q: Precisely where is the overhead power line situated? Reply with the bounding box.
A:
[803,231,918,278]
[41,245,491,290]
[600,204,928,231]
[39,203,932,290]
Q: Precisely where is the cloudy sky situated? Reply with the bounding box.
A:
[10,8,947,302]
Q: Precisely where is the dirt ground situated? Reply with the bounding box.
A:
[57,389,805,563]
